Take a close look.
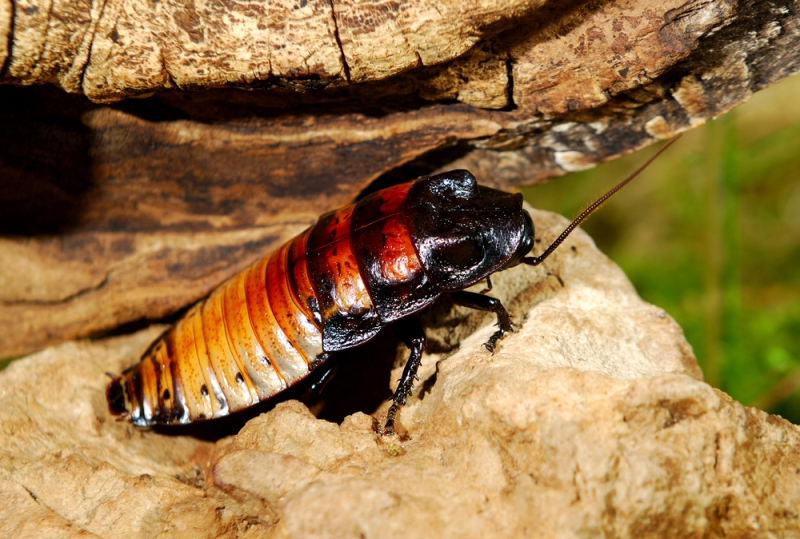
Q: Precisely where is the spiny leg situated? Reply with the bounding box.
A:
[450,290,512,353]
[383,316,426,436]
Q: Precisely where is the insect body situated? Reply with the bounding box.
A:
[107,138,678,434]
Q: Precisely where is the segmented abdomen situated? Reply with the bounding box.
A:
[108,232,324,426]
[107,181,438,426]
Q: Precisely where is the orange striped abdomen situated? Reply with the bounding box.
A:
[107,234,324,426]
[107,181,441,426]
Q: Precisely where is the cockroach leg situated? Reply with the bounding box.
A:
[298,354,335,403]
[450,291,513,353]
[306,362,336,396]
[384,316,427,436]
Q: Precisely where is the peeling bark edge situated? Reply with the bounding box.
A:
[456,0,800,186]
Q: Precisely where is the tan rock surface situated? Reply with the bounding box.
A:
[2,208,798,538]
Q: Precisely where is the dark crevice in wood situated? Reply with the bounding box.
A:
[328,0,351,84]
[0,85,95,236]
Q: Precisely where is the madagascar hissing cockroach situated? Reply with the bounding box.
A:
[107,137,679,435]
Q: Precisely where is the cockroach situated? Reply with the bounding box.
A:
[107,137,679,435]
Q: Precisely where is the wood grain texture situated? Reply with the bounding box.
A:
[1,0,799,357]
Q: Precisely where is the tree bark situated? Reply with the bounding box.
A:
[1,0,799,357]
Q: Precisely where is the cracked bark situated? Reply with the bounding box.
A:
[329,0,352,83]
[1,0,799,358]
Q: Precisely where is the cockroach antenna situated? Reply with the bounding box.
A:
[523,135,682,267]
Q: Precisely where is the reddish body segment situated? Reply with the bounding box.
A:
[108,182,436,426]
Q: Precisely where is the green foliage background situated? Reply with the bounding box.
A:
[520,73,800,423]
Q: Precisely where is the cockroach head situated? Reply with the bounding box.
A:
[404,170,534,291]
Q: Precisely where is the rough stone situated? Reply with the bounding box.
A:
[1,208,798,538]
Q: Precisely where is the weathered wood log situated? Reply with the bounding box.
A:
[1,0,799,358]
[1,0,548,101]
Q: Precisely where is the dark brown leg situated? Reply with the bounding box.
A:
[307,360,336,395]
[298,353,336,402]
[383,316,426,436]
[449,290,513,353]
